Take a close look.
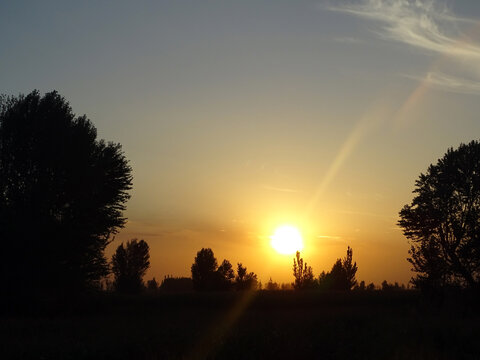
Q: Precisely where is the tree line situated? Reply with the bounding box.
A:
[109,241,406,293]
[1,90,480,298]
[292,246,359,291]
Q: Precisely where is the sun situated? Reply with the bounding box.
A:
[270,225,304,255]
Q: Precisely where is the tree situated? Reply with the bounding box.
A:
[146,278,159,292]
[216,259,235,290]
[354,280,366,291]
[190,248,257,291]
[343,246,358,290]
[292,251,315,290]
[399,141,480,288]
[266,277,279,291]
[0,91,132,294]
[317,247,358,291]
[191,248,218,291]
[111,239,150,293]
[235,263,258,290]
[381,280,403,291]
[159,276,193,292]
[366,282,376,291]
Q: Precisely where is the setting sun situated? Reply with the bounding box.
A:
[270,225,304,255]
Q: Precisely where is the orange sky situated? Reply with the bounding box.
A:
[4,1,480,285]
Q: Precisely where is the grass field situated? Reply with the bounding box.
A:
[2,290,479,359]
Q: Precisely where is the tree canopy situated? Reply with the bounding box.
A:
[317,247,357,291]
[0,91,132,294]
[191,248,258,291]
[111,239,150,293]
[235,263,258,291]
[399,140,480,288]
[292,251,315,290]
[191,248,219,291]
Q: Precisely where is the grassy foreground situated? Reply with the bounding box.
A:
[1,290,479,359]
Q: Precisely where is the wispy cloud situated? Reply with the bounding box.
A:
[317,235,342,240]
[329,0,480,95]
[316,235,346,246]
[407,71,480,95]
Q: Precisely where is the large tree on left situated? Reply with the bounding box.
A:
[0,91,132,294]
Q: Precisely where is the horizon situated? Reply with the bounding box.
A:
[3,0,480,285]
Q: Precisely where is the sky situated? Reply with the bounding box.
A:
[2,0,480,285]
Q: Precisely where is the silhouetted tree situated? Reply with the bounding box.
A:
[191,248,219,291]
[160,276,194,292]
[235,263,258,290]
[0,91,132,294]
[317,247,358,290]
[191,248,257,291]
[343,246,358,289]
[146,278,159,292]
[216,259,235,290]
[399,141,480,289]
[292,251,315,290]
[354,280,366,291]
[381,280,404,291]
[281,283,293,290]
[111,239,150,293]
[381,280,389,291]
[266,277,279,291]
[325,259,346,290]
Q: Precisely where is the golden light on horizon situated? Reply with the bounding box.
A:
[270,225,304,255]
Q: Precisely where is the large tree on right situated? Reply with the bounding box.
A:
[399,140,480,288]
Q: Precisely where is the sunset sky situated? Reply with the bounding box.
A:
[3,0,480,285]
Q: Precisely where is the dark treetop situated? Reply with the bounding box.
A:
[0,91,132,294]
[399,140,480,289]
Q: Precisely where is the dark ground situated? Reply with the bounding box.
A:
[1,290,479,359]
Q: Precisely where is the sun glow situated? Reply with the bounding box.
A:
[270,225,304,255]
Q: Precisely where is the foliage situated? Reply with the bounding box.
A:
[366,282,376,291]
[355,280,366,291]
[399,141,480,288]
[217,259,235,290]
[343,246,358,289]
[381,280,405,291]
[292,251,315,290]
[353,280,376,291]
[146,278,159,291]
[318,246,358,290]
[235,263,258,290]
[191,248,219,291]
[281,283,294,290]
[191,248,238,291]
[160,276,194,292]
[191,249,258,291]
[0,91,132,294]
[266,277,280,291]
[111,239,150,293]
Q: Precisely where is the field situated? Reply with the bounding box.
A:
[2,290,479,359]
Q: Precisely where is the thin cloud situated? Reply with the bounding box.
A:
[316,235,346,246]
[409,71,480,95]
[317,235,342,240]
[329,0,480,95]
